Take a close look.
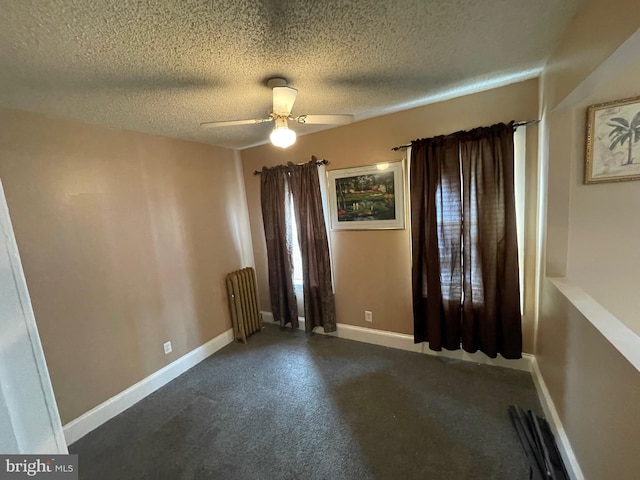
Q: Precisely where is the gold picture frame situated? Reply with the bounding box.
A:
[327,160,405,230]
[585,95,640,184]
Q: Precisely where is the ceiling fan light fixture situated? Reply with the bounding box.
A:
[199,79,353,147]
[269,117,296,148]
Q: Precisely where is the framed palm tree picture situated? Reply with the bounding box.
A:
[585,95,640,184]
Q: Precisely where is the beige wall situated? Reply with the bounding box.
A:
[565,57,640,335]
[241,79,540,353]
[543,1,640,289]
[541,0,640,111]
[0,109,251,424]
[538,0,640,477]
[538,280,640,480]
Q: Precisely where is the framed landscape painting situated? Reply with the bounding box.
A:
[585,96,640,184]
[327,160,405,230]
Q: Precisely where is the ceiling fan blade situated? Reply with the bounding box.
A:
[272,86,298,116]
[200,118,272,128]
[294,114,355,125]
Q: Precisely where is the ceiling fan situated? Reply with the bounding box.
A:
[200,77,354,148]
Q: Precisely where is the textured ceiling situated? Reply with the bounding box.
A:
[0,0,582,149]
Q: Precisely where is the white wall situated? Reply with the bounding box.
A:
[0,180,67,453]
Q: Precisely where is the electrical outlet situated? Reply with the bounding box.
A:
[365,310,373,322]
[163,341,172,355]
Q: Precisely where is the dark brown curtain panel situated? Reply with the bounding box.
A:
[459,124,522,358]
[260,166,299,328]
[410,135,462,350]
[288,161,337,333]
[410,122,522,359]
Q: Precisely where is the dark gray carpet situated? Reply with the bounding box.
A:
[70,325,541,479]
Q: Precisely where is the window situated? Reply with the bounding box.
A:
[514,126,526,311]
[285,163,333,293]
[409,127,525,308]
[288,195,304,290]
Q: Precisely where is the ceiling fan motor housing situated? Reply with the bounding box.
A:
[266,77,288,89]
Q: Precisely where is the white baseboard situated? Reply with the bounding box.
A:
[333,323,533,371]
[530,357,584,480]
[260,311,531,371]
[63,328,234,445]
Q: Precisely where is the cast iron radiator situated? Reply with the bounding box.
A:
[225,267,262,343]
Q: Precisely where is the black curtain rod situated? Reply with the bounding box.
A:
[253,156,329,175]
[390,119,541,151]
